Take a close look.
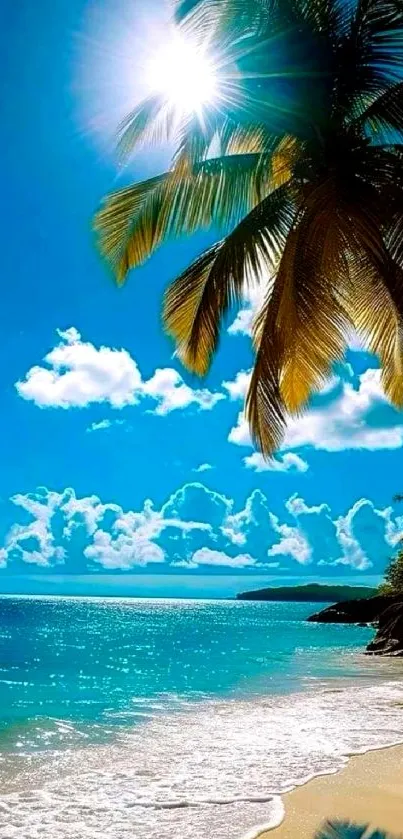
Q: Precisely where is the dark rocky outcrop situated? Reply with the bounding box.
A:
[366,602,403,656]
[308,594,403,656]
[307,594,400,624]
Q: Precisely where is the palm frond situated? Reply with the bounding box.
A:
[333,0,403,121]
[93,174,166,284]
[386,212,403,271]
[116,95,176,161]
[348,251,403,406]
[342,198,403,407]
[276,180,352,413]
[175,0,273,34]
[218,120,284,156]
[245,229,299,455]
[171,110,226,172]
[94,152,279,283]
[358,81,403,142]
[315,819,398,839]
[164,184,295,375]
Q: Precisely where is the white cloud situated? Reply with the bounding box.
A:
[283,369,403,452]
[222,489,274,551]
[87,419,128,433]
[333,505,371,571]
[222,370,251,401]
[162,482,231,532]
[84,531,165,570]
[0,487,213,571]
[187,547,257,568]
[286,495,329,517]
[228,306,255,336]
[143,367,224,415]
[88,419,113,433]
[245,452,309,473]
[16,328,223,415]
[0,482,400,576]
[194,463,214,473]
[228,411,252,447]
[283,493,401,572]
[268,515,312,565]
[228,288,264,337]
[4,490,67,567]
[229,369,403,454]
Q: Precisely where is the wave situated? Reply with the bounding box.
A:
[2,678,403,838]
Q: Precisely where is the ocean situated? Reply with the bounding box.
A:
[1,595,403,838]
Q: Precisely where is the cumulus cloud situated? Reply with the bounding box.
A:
[142,367,224,415]
[228,288,264,337]
[222,370,251,401]
[85,531,164,570]
[244,452,309,473]
[4,490,67,567]
[268,517,312,565]
[162,482,231,533]
[194,463,214,473]
[221,490,284,566]
[283,493,400,572]
[16,328,224,415]
[229,369,403,454]
[0,482,400,577]
[182,547,257,569]
[228,307,255,337]
[283,369,403,452]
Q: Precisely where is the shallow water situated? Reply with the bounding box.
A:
[1,596,402,838]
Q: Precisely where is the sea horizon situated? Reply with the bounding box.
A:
[0,573,385,601]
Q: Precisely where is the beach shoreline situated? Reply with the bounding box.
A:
[255,743,403,838]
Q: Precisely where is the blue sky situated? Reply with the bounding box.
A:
[2,0,403,597]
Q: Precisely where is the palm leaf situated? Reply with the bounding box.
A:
[94,153,278,283]
[93,174,166,284]
[116,95,176,161]
[315,819,398,839]
[340,190,403,406]
[358,81,403,141]
[386,212,403,271]
[164,184,295,375]
[245,229,298,455]
[333,0,403,121]
[348,251,403,406]
[276,181,353,413]
[218,120,284,156]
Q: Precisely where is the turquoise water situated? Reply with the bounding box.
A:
[1,596,403,839]
[0,596,375,745]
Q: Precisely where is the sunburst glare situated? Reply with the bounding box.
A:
[145,33,219,115]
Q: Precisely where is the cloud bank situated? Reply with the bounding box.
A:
[0,482,401,577]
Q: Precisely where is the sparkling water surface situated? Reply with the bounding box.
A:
[1,596,403,839]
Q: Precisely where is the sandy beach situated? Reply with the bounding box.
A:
[261,744,403,838]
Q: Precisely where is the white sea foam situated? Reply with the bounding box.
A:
[1,678,403,838]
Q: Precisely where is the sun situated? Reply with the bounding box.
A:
[146,33,219,114]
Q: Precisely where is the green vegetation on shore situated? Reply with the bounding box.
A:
[378,493,403,596]
[236,583,377,602]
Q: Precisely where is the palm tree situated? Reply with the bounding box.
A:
[94,0,403,456]
[316,822,398,838]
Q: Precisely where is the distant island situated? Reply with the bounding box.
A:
[236,583,378,602]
